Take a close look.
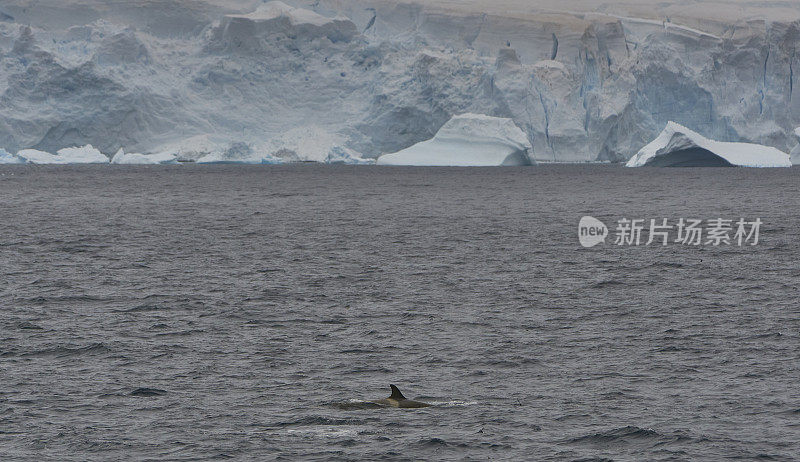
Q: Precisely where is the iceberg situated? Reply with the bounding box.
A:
[625,122,792,168]
[55,145,109,163]
[376,114,534,166]
[15,149,55,164]
[151,135,225,163]
[154,130,369,165]
[324,146,373,165]
[196,142,282,164]
[111,148,177,164]
[16,145,109,164]
[260,127,370,164]
[0,148,24,164]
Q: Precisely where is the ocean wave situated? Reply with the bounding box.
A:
[328,398,476,410]
[273,416,368,428]
[328,399,384,411]
[566,425,663,446]
[21,342,109,358]
[649,262,685,269]
[424,400,478,407]
[116,304,166,313]
[285,426,369,439]
[130,388,168,397]
[415,437,453,448]
[18,294,111,304]
[588,279,625,288]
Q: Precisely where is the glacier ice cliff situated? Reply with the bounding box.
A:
[377,113,533,166]
[0,0,799,163]
[626,122,791,167]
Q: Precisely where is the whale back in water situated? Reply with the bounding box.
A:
[373,384,430,408]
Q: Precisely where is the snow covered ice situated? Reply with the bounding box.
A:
[377,114,533,166]
[626,122,792,168]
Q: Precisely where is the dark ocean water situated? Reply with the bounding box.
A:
[1,164,799,461]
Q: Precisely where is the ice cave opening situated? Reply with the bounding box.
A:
[641,147,735,167]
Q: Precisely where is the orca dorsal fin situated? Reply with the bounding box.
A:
[389,384,406,400]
